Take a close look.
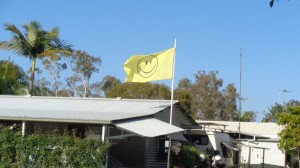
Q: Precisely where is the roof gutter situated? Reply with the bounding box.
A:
[0,117,111,124]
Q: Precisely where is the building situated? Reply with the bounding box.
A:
[196,120,295,167]
[0,95,197,168]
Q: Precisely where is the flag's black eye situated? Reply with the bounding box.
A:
[145,61,148,65]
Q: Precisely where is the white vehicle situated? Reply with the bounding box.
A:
[186,129,239,167]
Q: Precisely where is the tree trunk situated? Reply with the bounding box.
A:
[30,58,36,92]
[83,78,90,98]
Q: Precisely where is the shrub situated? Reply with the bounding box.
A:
[0,127,110,167]
[177,145,208,168]
[0,126,22,168]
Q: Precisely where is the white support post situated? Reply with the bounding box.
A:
[101,125,109,168]
[102,125,106,142]
[21,121,26,137]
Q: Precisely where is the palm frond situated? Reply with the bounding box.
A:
[51,38,73,56]
[0,41,11,50]
[4,23,26,41]
[13,87,30,95]
[23,20,42,32]
[39,49,59,61]
[48,27,59,39]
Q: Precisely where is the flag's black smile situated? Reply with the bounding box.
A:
[137,55,158,78]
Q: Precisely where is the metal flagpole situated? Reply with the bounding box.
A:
[167,39,177,168]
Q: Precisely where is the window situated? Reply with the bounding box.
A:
[190,135,209,145]
[157,139,167,160]
[68,124,86,139]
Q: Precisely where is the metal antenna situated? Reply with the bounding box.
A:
[280,89,292,104]
[280,89,292,112]
[238,48,242,141]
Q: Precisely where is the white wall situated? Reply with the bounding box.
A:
[240,140,285,166]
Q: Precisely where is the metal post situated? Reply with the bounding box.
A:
[21,121,26,137]
[167,39,177,168]
[102,125,106,142]
[239,48,242,141]
[102,125,108,168]
[238,49,243,168]
[262,148,265,168]
[248,147,251,168]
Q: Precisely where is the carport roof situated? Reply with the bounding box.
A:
[114,118,184,137]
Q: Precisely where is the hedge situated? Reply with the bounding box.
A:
[0,127,110,167]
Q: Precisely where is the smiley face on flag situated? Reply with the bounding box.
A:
[124,47,175,82]
[137,55,158,78]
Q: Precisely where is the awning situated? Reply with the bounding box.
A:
[114,118,183,137]
[222,142,239,151]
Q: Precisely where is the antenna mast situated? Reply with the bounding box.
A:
[239,48,242,141]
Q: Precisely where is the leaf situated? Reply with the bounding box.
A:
[269,0,274,7]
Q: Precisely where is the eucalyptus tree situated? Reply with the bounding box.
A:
[191,71,224,120]
[241,111,257,122]
[176,71,238,120]
[100,75,121,97]
[42,58,67,97]
[174,78,193,116]
[106,82,171,100]
[66,50,101,97]
[0,20,73,92]
[262,100,300,122]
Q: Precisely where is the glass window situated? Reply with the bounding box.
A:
[157,139,167,160]
[190,135,209,145]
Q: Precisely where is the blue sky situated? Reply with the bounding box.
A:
[1,1,300,121]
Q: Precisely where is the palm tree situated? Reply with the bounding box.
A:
[0,20,73,92]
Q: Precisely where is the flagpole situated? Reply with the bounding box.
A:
[167,39,176,168]
[170,39,176,125]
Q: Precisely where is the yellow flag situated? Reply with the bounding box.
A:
[124,48,175,82]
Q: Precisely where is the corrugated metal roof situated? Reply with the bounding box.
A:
[114,118,183,137]
[0,95,176,124]
[196,120,284,138]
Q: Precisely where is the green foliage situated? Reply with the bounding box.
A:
[0,128,110,167]
[100,75,121,97]
[263,100,300,122]
[0,60,28,95]
[74,50,101,81]
[66,50,101,97]
[173,145,208,168]
[0,127,22,167]
[0,20,73,92]
[174,78,193,115]
[177,70,238,120]
[106,82,171,99]
[174,89,192,115]
[263,103,284,122]
[277,106,300,153]
[42,58,67,97]
[241,111,257,122]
